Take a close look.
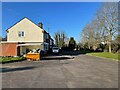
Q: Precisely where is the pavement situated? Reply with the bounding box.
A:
[1,54,118,88]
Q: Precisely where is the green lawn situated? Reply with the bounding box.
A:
[87,52,119,61]
[0,57,25,63]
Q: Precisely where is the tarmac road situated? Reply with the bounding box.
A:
[1,54,118,88]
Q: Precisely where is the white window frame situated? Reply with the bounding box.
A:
[18,31,25,37]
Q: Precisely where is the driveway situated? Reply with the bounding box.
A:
[1,54,118,88]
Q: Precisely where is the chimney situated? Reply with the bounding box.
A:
[38,22,43,29]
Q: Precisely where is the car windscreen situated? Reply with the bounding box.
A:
[53,47,59,49]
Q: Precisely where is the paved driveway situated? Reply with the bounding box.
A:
[1,54,118,88]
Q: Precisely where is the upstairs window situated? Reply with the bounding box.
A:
[18,31,25,37]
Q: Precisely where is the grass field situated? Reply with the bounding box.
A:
[87,52,119,61]
[0,57,25,63]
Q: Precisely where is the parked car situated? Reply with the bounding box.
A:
[52,47,59,54]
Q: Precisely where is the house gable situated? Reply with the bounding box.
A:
[7,17,44,42]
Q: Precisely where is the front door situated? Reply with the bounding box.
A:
[17,46,20,56]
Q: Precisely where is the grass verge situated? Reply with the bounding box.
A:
[86,52,119,61]
[0,57,25,63]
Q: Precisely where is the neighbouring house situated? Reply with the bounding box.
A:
[0,17,54,56]
[50,37,54,50]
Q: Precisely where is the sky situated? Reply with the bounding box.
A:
[2,2,102,43]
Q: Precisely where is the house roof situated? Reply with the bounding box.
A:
[6,17,48,34]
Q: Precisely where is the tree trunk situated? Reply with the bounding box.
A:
[108,42,112,53]
[108,34,112,53]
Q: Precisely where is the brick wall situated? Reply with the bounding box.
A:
[0,43,18,56]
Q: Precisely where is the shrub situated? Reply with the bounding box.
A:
[112,43,120,53]
[0,56,25,63]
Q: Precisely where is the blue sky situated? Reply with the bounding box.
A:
[2,2,102,43]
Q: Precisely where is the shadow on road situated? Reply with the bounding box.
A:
[42,56,74,60]
[60,49,100,55]
[60,50,81,56]
[41,50,81,60]
[1,66,37,73]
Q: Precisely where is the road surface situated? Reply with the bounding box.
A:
[1,54,118,88]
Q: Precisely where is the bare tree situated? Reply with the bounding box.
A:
[54,31,67,48]
[54,32,59,46]
[81,2,118,53]
[96,2,118,53]
[81,21,96,50]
